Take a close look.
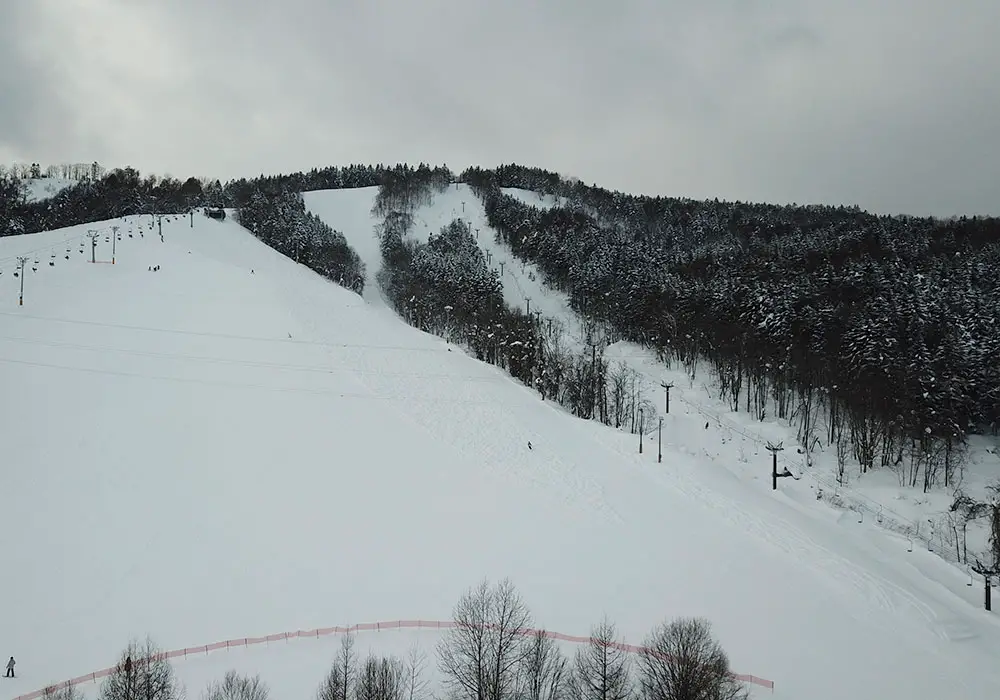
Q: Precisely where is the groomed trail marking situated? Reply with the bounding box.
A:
[12,619,774,699]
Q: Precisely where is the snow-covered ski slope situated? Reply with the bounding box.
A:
[305,185,1000,698]
[306,184,1000,554]
[0,199,993,700]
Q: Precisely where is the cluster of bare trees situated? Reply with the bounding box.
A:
[42,639,180,700]
[0,162,104,181]
[438,579,749,700]
[43,580,747,700]
[315,633,429,700]
[40,635,423,700]
[946,480,1000,579]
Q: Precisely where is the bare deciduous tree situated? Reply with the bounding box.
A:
[519,631,569,700]
[404,644,430,700]
[637,618,749,700]
[438,578,533,700]
[609,362,634,429]
[356,655,405,700]
[950,490,986,563]
[835,428,850,486]
[972,480,1000,576]
[318,634,357,700]
[573,619,633,700]
[100,638,179,700]
[202,671,269,700]
[988,481,1000,563]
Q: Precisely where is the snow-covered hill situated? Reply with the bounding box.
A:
[0,199,997,700]
[306,184,1000,562]
[306,184,1000,696]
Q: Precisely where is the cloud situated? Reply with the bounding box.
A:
[1,0,998,216]
[0,2,77,161]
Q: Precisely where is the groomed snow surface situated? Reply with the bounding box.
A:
[0,194,996,700]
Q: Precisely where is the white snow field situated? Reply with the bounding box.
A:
[0,198,992,700]
[22,177,76,203]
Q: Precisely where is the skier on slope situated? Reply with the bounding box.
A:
[5,656,14,678]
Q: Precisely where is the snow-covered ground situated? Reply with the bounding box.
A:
[1,200,998,700]
[309,184,1000,570]
[498,187,567,211]
[21,177,77,203]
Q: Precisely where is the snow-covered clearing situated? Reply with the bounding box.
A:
[0,198,997,700]
[498,188,567,211]
[22,177,76,203]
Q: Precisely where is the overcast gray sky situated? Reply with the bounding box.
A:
[1,0,998,217]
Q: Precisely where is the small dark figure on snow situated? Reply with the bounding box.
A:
[527,441,532,450]
[5,656,14,677]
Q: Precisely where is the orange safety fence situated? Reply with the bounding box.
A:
[13,619,774,700]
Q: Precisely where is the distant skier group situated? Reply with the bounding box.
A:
[148,265,161,272]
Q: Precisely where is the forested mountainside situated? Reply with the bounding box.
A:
[460,165,1000,489]
[2,161,999,508]
[368,164,1000,513]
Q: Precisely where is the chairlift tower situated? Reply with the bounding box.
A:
[16,256,28,306]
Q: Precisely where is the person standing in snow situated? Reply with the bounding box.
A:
[5,657,14,677]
